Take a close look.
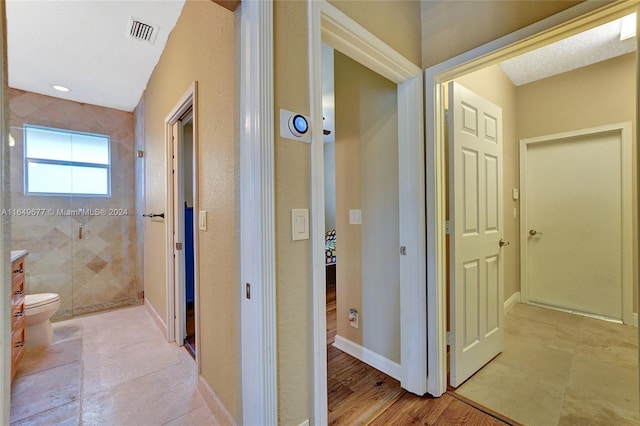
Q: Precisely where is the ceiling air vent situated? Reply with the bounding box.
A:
[127,17,158,44]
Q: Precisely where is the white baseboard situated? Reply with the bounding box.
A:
[144,299,167,338]
[504,291,521,314]
[333,335,401,380]
[198,375,237,426]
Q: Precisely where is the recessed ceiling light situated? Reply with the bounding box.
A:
[52,84,70,92]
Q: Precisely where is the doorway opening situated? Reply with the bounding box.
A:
[166,83,199,364]
[321,41,406,423]
[427,3,638,424]
[309,2,426,423]
[180,111,196,357]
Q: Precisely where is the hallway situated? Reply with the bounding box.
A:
[10,306,216,425]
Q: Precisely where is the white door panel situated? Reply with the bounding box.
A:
[449,82,504,387]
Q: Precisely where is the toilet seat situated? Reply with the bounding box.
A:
[25,293,60,310]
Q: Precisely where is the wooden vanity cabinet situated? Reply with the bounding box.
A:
[10,255,26,382]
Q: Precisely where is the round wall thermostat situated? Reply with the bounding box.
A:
[289,114,309,137]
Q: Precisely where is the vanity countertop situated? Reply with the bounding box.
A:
[10,250,28,263]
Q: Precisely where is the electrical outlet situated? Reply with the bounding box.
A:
[349,308,359,328]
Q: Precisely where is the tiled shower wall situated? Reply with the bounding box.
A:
[8,88,139,319]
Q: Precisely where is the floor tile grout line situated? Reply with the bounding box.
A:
[79,347,186,402]
[11,306,203,425]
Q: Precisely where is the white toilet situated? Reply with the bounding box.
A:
[24,293,61,348]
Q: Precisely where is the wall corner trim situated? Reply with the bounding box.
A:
[504,292,521,315]
[145,299,168,337]
[239,0,277,425]
[198,375,238,426]
[333,335,402,380]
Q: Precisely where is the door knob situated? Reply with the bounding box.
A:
[529,229,543,236]
[499,239,510,247]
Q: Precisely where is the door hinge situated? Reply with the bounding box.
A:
[446,331,453,346]
[444,108,449,124]
[175,242,183,250]
[445,221,451,235]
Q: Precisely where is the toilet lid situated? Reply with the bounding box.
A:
[25,293,60,309]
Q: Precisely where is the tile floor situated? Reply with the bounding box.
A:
[10,306,218,426]
[456,303,640,426]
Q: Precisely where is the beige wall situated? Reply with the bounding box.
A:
[517,53,636,139]
[421,1,585,68]
[139,0,240,420]
[455,65,519,303]
[330,0,422,67]
[517,52,637,312]
[274,1,313,424]
[334,51,400,363]
[273,1,421,424]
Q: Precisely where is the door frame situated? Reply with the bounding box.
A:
[309,1,426,423]
[165,82,200,371]
[425,1,639,397]
[239,1,278,424]
[519,122,634,325]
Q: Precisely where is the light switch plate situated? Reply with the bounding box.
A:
[291,209,309,241]
[349,209,362,225]
[199,211,207,231]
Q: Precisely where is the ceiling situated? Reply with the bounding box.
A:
[6,0,185,112]
[500,14,637,86]
[5,4,637,113]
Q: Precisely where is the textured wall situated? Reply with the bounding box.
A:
[8,88,137,318]
[334,51,400,362]
[274,1,313,423]
[139,0,240,419]
[517,53,637,312]
[421,1,585,68]
[330,0,422,67]
[273,1,421,424]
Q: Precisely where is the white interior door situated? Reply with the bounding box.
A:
[449,82,504,387]
[521,124,632,322]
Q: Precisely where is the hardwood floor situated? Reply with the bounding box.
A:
[326,279,509,425]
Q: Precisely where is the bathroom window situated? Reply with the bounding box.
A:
[24,125,111,196]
